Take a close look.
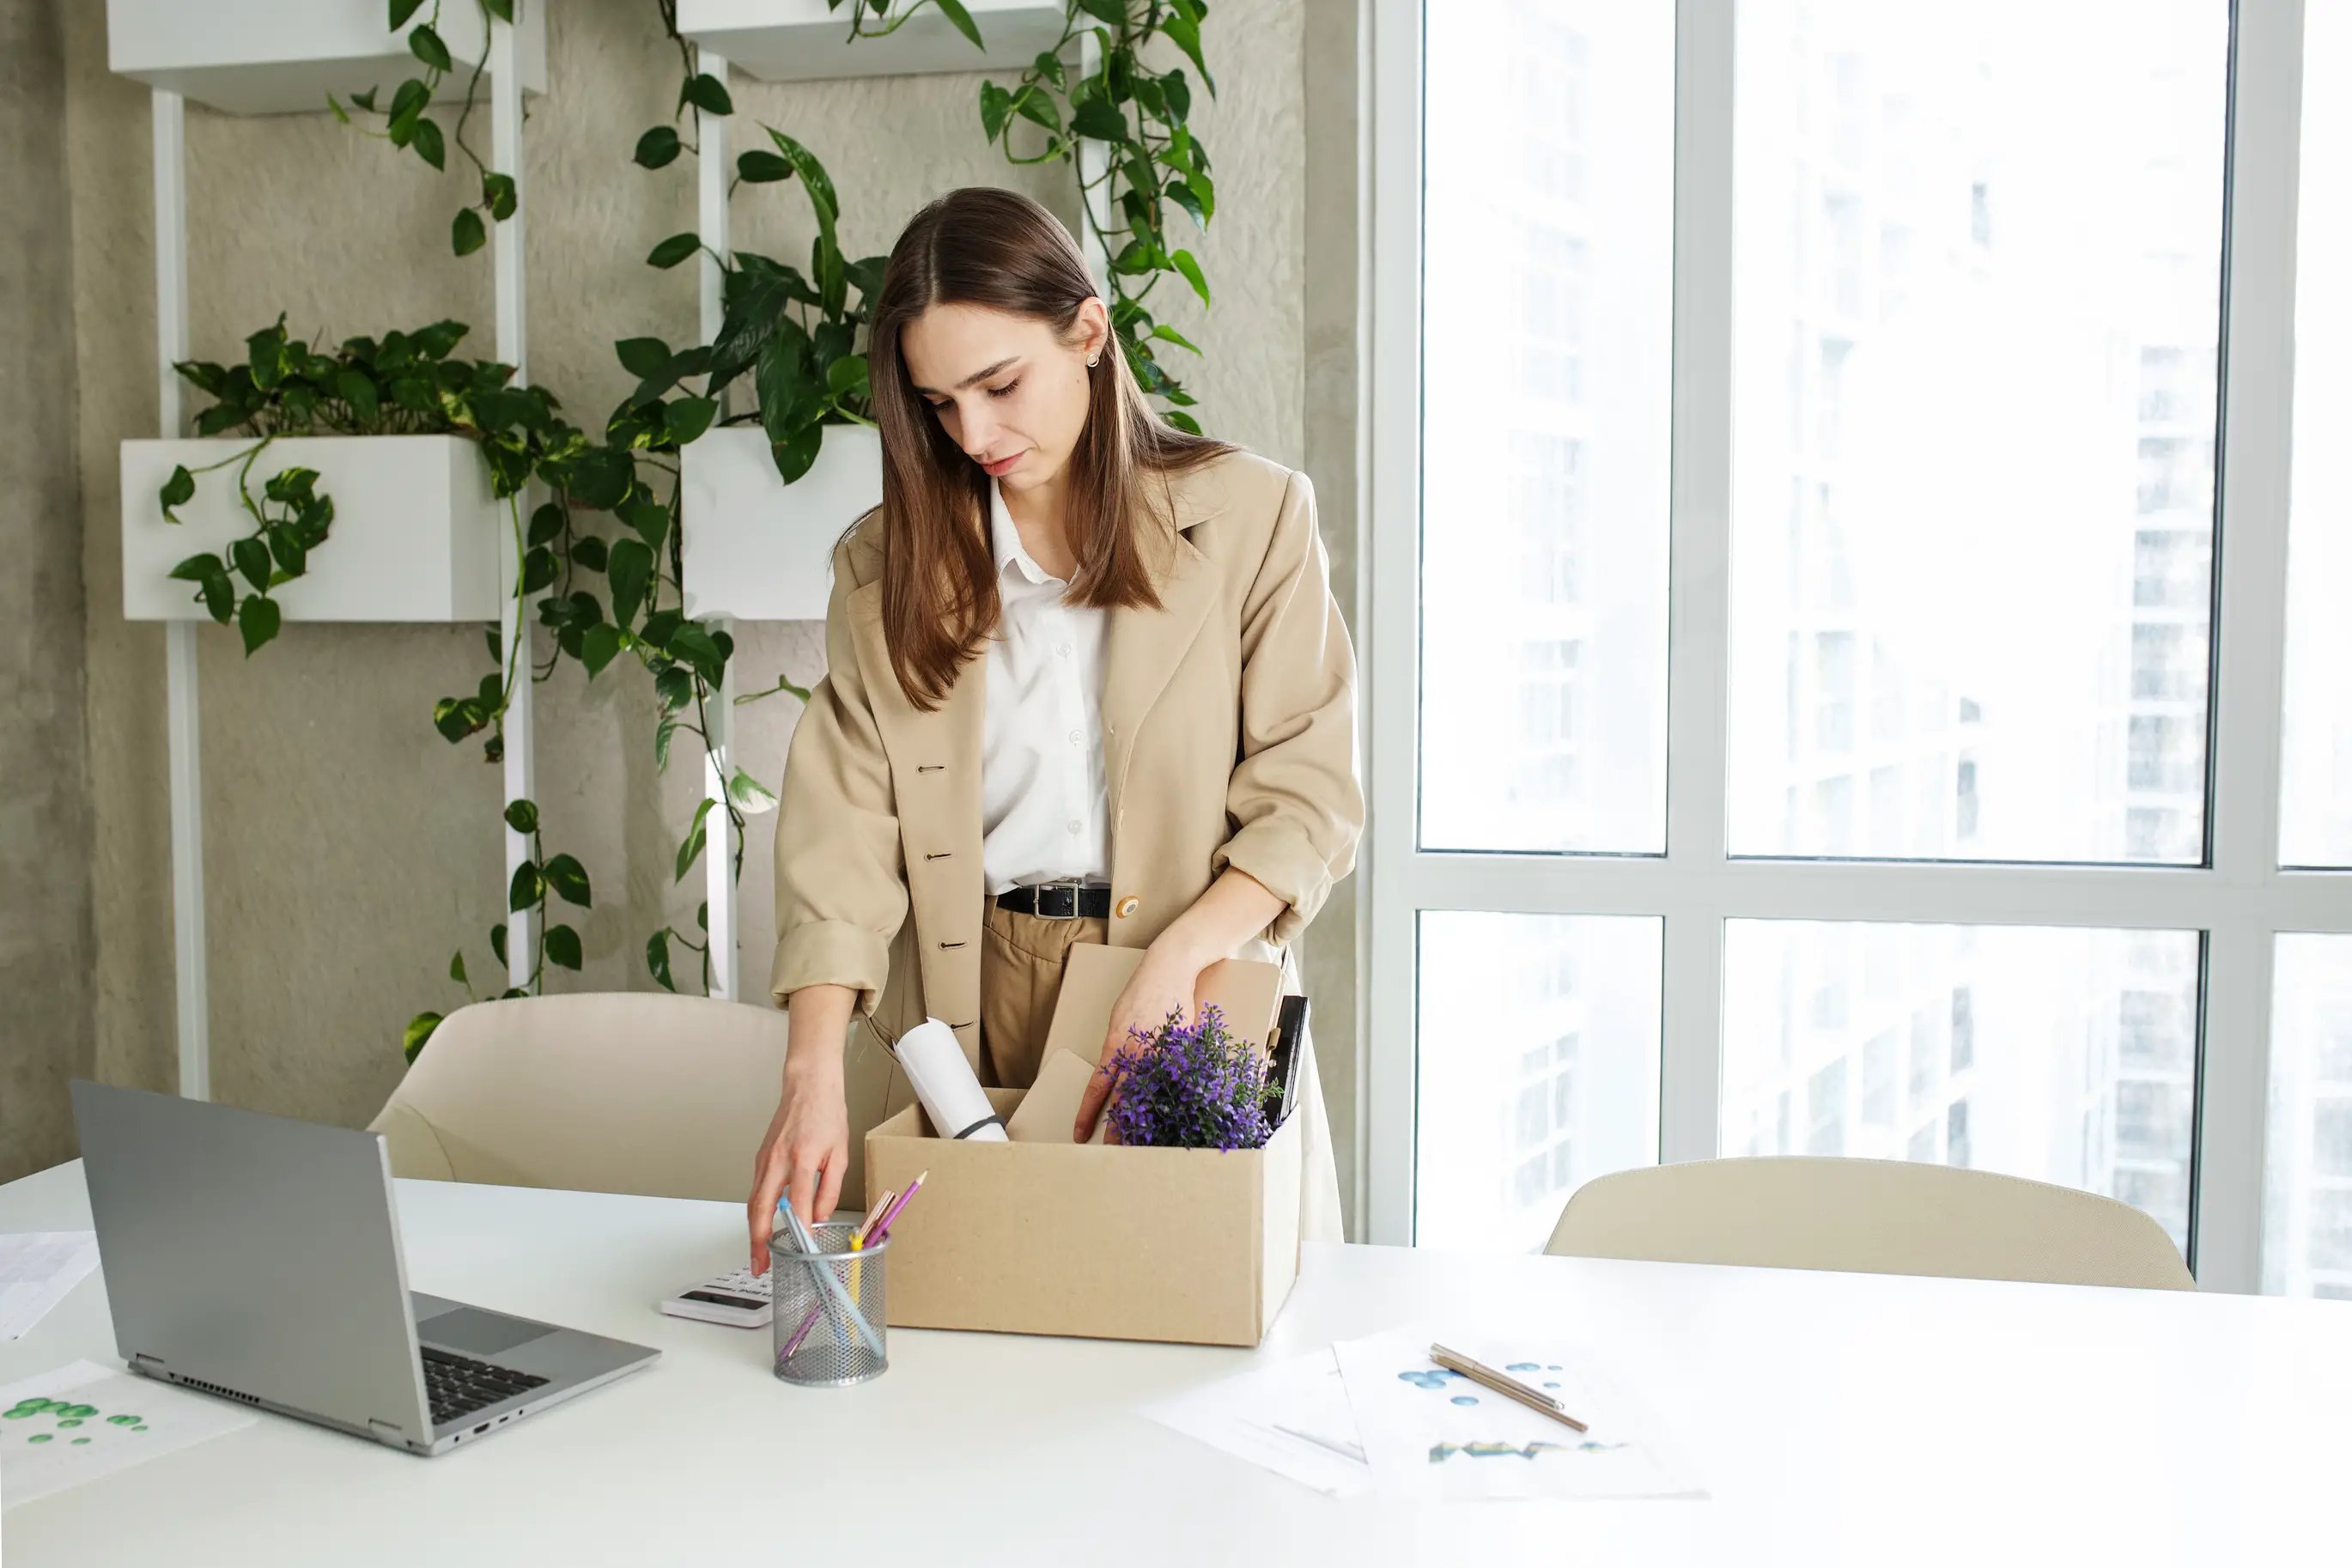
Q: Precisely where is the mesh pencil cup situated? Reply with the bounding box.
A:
[769,1219,890,1387]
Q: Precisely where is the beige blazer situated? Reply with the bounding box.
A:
[768,448,1364,1222]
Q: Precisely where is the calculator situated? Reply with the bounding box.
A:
[658,1263,774,1328]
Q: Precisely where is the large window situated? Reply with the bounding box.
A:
[1370,0,2349,1291]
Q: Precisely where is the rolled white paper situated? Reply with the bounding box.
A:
[893,1018,1010,1142]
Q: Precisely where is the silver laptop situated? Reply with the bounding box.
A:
[70,1080,659,1456]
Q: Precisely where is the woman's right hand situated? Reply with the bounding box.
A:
[748,987,857,1273]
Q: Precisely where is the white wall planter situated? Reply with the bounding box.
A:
[106,0,547,116]
[680,424,881,622]
[121,435,504,623]
[678,0,1068,82]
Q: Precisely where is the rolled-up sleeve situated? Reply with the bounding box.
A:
[1210,467,1365,949]
[769,532,908,1017]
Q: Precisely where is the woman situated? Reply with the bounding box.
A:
[745,186,1363,1273]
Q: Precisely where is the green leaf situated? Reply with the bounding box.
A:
[409,23,453,72]
[634,125,681,169]
[482,0,514,22]
[509,860,544,913]
[647,232,699,270]
[230,537,270,591]
[665,396,718,446]
[160,465,196,516]
[265,524,307,578]
[544,853,592,908]
[932,0,984,48]
[674,798,715,883]
[646,930,677,992]
[521,545,556,593]
[580,623,625,677]
[571,535,609,573]
[411,115,446,170]
[490,921,509,968]
[528,501,566,547]
[682,71,733,116]
[566,444,633,509]
[621,500,670,552]
[503,799,539,835]
[453,207,486,256]
[653,716,678,769]
[1171,247,1210,306]
[403,1011,442,1064]
[482,170,518,221]
[237,594,280,657]
[735,149,792,184]
[390,0,428,27]
[387,77,429,143]
[1073,96,1128,142]
[726,768,780,816]
[617,337,672,379]
[669,624,725,685]
[335,368,380,423]
[769,422,822,485]
[1162,15,1216,99]
[825,355,869,403]
[640,608,684,651]
[607,538,654,627]
[1076,0,1127,24]
[168,553,217,582]
[654,665,695,714]
[762,127,838,227]
[201,571,232,623]
[544,923,582,970]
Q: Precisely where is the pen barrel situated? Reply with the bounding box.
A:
[770,1220,890,1388]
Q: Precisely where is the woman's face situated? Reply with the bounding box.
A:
[901,301,1106,493]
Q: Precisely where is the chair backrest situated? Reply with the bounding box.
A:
[1544,1157,2193,1291]
[368,993,787,1203]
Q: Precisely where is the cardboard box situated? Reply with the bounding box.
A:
[862,947,1304,1347]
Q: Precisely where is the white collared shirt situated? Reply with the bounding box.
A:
[980,473,1112,896]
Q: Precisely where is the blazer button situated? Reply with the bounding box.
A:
[1115,896,1141,920]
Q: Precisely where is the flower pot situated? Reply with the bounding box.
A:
[676,0,1068,82]
[678,424,881,623]
[121,435,506,623]
[106,0,547,117]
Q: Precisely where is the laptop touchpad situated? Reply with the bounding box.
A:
[418,1306,556,1358]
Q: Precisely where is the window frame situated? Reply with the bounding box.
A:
[1364,0,2346,1291]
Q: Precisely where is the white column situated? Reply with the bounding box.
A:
[491,15,536,990]
[699,52,738,1000]
[155,88,206,1100]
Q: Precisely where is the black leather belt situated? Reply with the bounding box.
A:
[994,881,1112,920]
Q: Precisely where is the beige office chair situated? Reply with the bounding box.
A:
[1544,1157,2193,1290]
[368,992,789,1203]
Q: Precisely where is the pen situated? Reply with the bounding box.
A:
[781,1182,923,1358]
[849,1191,892,1300]
[1428,1344,1588,1433]
[866,1169,927,1244]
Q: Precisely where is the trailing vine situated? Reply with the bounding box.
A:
[331,0,521,257]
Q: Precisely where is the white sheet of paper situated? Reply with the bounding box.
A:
[1141,1346,1372,1498]
[0,1358,256,1510]
[0,1231,100,1341]
[1333,1328,1706,1502]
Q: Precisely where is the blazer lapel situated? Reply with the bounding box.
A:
[1103,460,1233,821]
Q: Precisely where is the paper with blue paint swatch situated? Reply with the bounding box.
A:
[1330,1328,1706,1502]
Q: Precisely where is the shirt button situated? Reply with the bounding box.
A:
[1057,642,1072,659]
[1067,819,1081,835]
[1068,728,1083,746]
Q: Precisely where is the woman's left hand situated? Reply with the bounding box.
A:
[1074,935,1212,1142]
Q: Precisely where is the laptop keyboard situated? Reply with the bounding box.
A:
[421,1345,550,1427]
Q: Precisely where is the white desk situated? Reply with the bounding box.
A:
[3,1158,2343,1565]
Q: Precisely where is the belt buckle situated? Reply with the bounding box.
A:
[1033,878,1086,920]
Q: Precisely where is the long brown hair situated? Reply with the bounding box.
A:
[859,185,1238,711]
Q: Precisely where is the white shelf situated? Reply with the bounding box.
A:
[677,0,1067,82]
[122,435,505,623]
[106,0,547,116]
[680,424,881,622]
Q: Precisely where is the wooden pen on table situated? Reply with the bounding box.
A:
[1428,1343,1589,1432]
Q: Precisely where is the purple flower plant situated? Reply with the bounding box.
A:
[1098,1003,1277,1152]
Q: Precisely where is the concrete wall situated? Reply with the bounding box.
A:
[1,0,96,1185]
[39,0,1367,1226]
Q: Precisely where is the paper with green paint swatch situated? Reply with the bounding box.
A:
[1,1358,254,1509]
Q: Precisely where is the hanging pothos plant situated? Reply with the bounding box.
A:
[331,0,523,256]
